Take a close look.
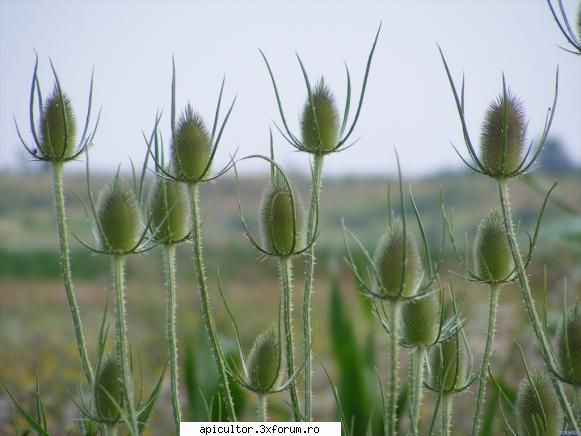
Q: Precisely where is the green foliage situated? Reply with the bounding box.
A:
[473,209,514,282]
[172,105,212,182]
[39,86,77,160]
[300,79,340,153]
[556,303,581,385]
[245,329,282,393]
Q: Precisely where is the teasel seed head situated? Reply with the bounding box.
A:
[480,92,526,177]
[95,356,123,424]
[516,370,563,435]
[97,176,142,253]
[427,335,467,393]
[39,86,77,161]
[401,292,440,347]
[300,78,340,154]
[149,178,189,244]
[171,105,212,182]
[246,328,282,393]
[473,209,514,282]
[373,220,422,298]
[556,303,581,385]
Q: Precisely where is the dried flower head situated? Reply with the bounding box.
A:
[427,335,467,393]
[95,356,123,424]
[473,209,514,282]
[300,79,340,154]
[245,329,282,393]
[149,178,189,244]
[516,370,563,435]
[39,86,77,161]
[401,292,440,347]
[556,303,581,385]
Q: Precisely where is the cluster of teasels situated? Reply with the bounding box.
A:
[5,1,581,435]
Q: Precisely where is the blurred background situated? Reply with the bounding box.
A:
[1,0,580,434]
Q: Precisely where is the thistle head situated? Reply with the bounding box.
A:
[401,292,440,347]
[39,85,77,161]
[149,178,189,244]
[556,303,581,385]
[479,91,526,178]
[97,176,142,253]
[473,209,514,282]
[300,78,340,154]
[95,356,123,424]
[171,105,212,182]
[245,328,282,393]
[516,370,563,435]
[427,334,467,393]
[373,220,422,298]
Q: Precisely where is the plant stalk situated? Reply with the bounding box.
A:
[189,184,237,421]
[257,394,268,422]
[497,179,579,431]
[387,302,400,436]
[408,347,426,435]
[441,394,452,436]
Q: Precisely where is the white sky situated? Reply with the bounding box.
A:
[1,0,580,177]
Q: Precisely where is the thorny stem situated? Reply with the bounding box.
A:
[303,153,324,421]
[112,255,138,434]
[164,244,182,433]
[472,284,500,436]
[498,179,579,431]
[52,162,94,386]
[189,184,237,422]
[408,347,426,435]
[257,394,268,422]
[387,302,400,436]
[280,256,301,420]
[441,394,452,436]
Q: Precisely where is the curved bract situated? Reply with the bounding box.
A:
[473,209,514,282]
[516,370,563,436]
[427,335,467,393]
[246,329,283,393]
[39,86,77,160]
[556,303,581,385]
[401,292,440,347]
[149,178,189,244]
[300,79,340,154]
[95,356,123,424]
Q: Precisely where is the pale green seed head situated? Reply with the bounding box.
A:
[171,105,212,181]
[39,86,77,161]
[97,177,142,253]
[95,356,123,424]
[401,292,440,347]
[246,329,282,393]
[373,221,422,298]
[149,179,189,244]
[516,370,563,436]
[300,79,340,154]
[473,209,514,282]
[556,303,581,385]
[427,335,467,392]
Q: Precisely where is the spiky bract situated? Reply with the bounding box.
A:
[556,303,581,385]
[300,79,340,154]
[401,292,440,347]
[515,370,563,436]
[373,221,422,298]
[97,177,142,253]
[39,86,77,161]
[171,105,212,182]
[246,329,282,393]
[427,336,467,393]
[473,209,514,282]
[95,356,123,424]
[149,179,189,244]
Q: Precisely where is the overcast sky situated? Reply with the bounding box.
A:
[1,0,579,177]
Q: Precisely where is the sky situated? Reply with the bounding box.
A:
[1,0,580,177]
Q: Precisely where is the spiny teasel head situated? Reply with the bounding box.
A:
[479,91,526,177]
[401,291,440,347]
[473,209,514,282]
[95,356,123,424]
[97,176,142,253]
[556,303,581,385]
[515,370,563,435]
[259,175,304,257]
[427,334,467,393]
[39,85,77,161]
[149,178,189,244]
[171,105,212,182]
[373,220,422,298]
[300,78,340,154]
[245,328,282,393]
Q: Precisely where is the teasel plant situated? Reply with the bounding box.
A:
[233,138,318,420]
[14,54,100,387]
[546,0,581,55]
[260,24,380,420]
[439,47,580,432]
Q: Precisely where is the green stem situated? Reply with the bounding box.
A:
[164,244,182,433]
[52,162,93,386]
[441,394,452,436]
[303,153,324,421]
[387,302,400,436]
[188,184,237,422]
[408,347,426,435]
[575,386,581,424]
[472,284,500,436]
[257,394,268,422]
[498,180,579,431]
[112,255,138,434]
[280,256,301,420]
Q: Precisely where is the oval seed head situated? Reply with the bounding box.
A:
[427,335,467,392]
[246,329,282,393]
[39,86,77,160]
[556,303,581,385]
[516,370,563,435]
[259,176,304,256]
[300,78,340,154]
[373,221,422,298]
[473,209,514,282]
[401,292,440,347]
[149,178,189,244]
[97,177,142,253]
[171,105,212,181]
[95,356,123,423]
[480,92,526,177]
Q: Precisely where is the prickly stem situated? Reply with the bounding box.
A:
[441,394,453,436]
[408,347,426,435]
[388,302,400,436]
[257,394,268,422]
